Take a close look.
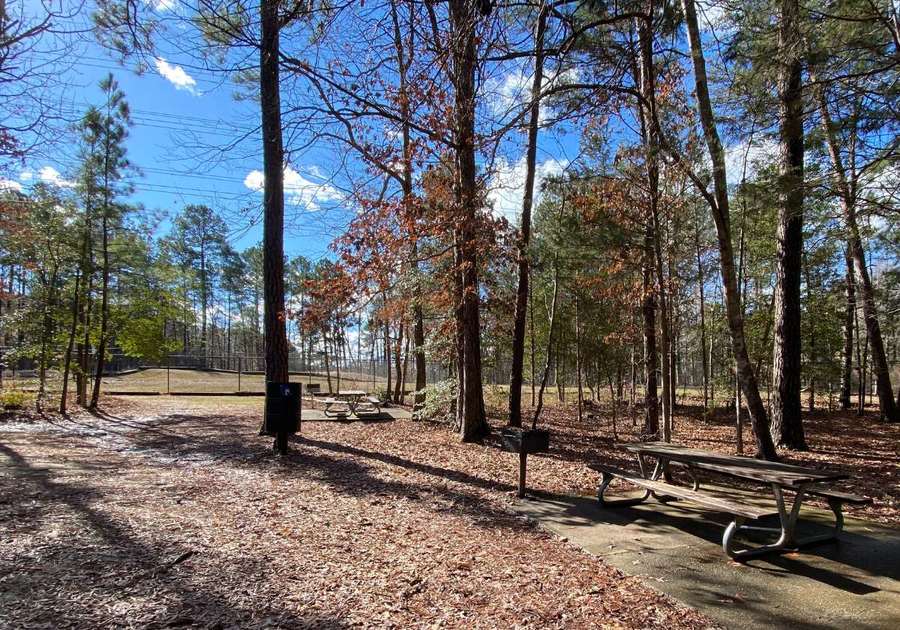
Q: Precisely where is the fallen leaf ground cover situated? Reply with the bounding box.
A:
[1,396,711,629]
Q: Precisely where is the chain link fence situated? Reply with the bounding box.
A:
[0,349,450,398]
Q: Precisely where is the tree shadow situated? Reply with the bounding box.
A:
[297,435,516,495]
[0,441,350,629]
[47,411,532,536]
[527,492,899,593]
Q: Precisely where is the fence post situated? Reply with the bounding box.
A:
[238,356,242,393]
[166,354,171,394]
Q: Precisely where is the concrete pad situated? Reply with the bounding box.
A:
[514,492,900,630]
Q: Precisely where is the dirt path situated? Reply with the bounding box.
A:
[1,397,710,629]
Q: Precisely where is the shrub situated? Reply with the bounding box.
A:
[0,389,32,410]
[373,387,392,404]
[413,378,456,423]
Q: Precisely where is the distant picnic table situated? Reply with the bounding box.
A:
[323,390,381,418]
[592,442,871,560]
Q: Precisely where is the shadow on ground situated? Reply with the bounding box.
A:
[0,439,350,629]
[515,492,900,630]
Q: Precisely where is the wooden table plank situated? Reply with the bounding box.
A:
[617,442,847,486]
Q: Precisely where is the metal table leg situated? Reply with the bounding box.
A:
[723,483,845,560]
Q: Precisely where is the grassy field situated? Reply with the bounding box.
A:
[3,367,879,413]
[3,367,409,396]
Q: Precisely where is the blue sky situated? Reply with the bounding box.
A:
[13,2,354,261]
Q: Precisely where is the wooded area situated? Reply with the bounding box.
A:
[1,1,898,459]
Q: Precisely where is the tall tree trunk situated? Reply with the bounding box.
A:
[805,261,816,412]
[839,252,855,410]
[393,322,404,403]
[201,239,207,352]
[680,0,777,458]
[632,11,664,440]
[60,269,82,414]
[449,0,487,441]
[735,207,748,454]
[384,318,392,398]
[529,267,536,407]
[815,87,898,422]
[532,256,560,428]
[642,227,659,437]
[77,192,94,408]
[259,0,291,449]
[400,324,410,405]
[575,294,584,424]
[638,9,673,441]
[508,2,547,427]
[37,267,58,413]
[90,211,110,409]
[696,229,708,410]
[335,328,342,393]
[323,333,333,393]
[770,0,807,449]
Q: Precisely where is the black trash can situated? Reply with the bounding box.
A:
[264,382,301,436]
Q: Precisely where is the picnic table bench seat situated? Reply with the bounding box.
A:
[589,463,779,520]
[322,398,350,418]
[354,396,381,415]
[804,487,871,505]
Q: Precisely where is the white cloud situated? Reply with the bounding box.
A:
[485,66,578,125]
[19,169,32,181]
[145,0,176,11]
[244,165,343,210]
[37,166,75,188]
[305,165,326,179]
[860,162,899,204]
[696,0,728,30]
[489,72,532,117]
[487,157,568,224]
[154,57,199,95]
[723,137,778,185]
[0,179,22,193]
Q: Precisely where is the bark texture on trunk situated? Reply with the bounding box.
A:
[509,3,547,428]
[260,0,290,444]
[637,7,672,441]
[90,212,110,409]
[770,0,807,449]
[60,270,82,414]
[696,232,709,410]
[642,229,659,437]
[449,0,487,441]
[680,0,777,459]
[839,252,855,409]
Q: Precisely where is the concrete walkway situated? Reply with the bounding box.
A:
[514,492,900,629]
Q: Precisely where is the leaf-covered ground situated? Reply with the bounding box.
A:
[2,394,896,628]
[1,396,711,629]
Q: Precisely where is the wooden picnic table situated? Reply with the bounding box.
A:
[592,442,870,560]
[621,441,848,487]
[323,390,380,418]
